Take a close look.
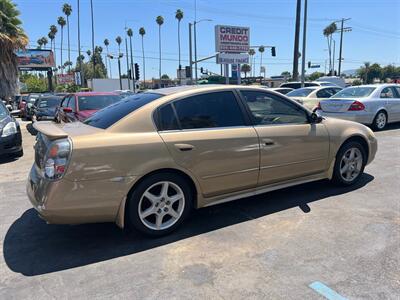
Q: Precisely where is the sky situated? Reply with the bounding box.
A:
[14,0,400,80]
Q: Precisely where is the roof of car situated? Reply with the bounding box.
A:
[73,92,119,96]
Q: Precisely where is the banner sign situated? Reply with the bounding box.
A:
[57,74,75,85]
[215,25,250,53]
[216,53,249,64]
[16,49,55,69]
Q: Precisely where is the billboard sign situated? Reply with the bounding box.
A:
[16,49,55,69]
[215,25,250,53]
[216,53,249,64]
[57,74,75,85]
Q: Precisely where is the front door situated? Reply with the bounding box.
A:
[239,90,330,186]
[157,91,260,198]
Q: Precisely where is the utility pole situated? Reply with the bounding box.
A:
[332,39,336,76]
[189,22,193,84]
[292,0,301,81]
[77,0,83,87]
[90,0,95,78]
[194,21,198,83]
[300,0,307,87]
[125,36,131,90]
[336,18,351,77]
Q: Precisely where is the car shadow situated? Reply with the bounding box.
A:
[381,122,400,132]
[3,174,374,276]
[0,156,18,165]
[26,122,37,136]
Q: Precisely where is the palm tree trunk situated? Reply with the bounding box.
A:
[142,36,146,88]
[158,25,161,80]
[129,36,134,92]
[260,53,263,77]
[60,27,63,74]
[67,15,71,72]
[327,36,332,75]
[178,20,181,85]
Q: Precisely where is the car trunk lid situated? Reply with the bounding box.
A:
[320,98,357,112]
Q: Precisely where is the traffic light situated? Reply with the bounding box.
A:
[271,46,276,57]
[134,63,140,80]
[308,61,311,68]
[185,66,191,78]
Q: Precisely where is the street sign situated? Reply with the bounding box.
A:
[74,72,81,85]
[216,53,249,64]
[310,65,321,68]
[215,25,250,53]
[57,74,74,85]
[231,64,238,79]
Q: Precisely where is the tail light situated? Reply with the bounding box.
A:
[348,101,365,111]
[43,138,71,180]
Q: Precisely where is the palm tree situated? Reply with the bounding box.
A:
[139,27,146,88]
[115,36,122,54]
[258,46,265,76]
[57,16,66,73]
[104,38,111,78]
[0,0,28,98]
[241,64,251,78]
[49,24,58,54]
[323,22,337,75]
[156,16,164,80]
[48,31,55,52]
[62,3,72,71]
[41,37,48,49]
[175,9,183,84]
[86,49,91,57]
[37,38,44,49]
[127,28,134,87]
[248,49,255,77]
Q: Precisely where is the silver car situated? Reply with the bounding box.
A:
[317,84,400,130]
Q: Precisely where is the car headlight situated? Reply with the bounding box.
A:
[1,122,18,137]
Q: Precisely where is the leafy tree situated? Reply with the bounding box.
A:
[161,74,169,79]
[241,64,251,78]
[308,71,325,81]
[248,49,256,77]
[352,79,362,86]
[358,62,382,84]
[25,75,47,92]
[382,64,399,81]
[0,0,28,98]
[281,71,291,78]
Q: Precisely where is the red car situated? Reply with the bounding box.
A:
[56,92,122,123]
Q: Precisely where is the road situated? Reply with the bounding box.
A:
[0,119,399,299]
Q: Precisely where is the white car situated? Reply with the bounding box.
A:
[286,86,342,110]
[280,81,339,89]
[316,84,400,130]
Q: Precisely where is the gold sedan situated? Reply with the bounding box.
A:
[27,85,377,236]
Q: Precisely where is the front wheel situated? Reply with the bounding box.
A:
[332,141,366,186]
[127,173,193,236]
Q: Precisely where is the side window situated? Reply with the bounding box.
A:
[240,91,308,125]
[394,87,400,98]
[68,97,76,111]
[61,97,69,107]
[173,91,245,129]
[380,87,394,98]
[316,88,333,98]
[158,104,179,131]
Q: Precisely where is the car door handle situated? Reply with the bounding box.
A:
[262,139,275,146]
[174,144,195,151]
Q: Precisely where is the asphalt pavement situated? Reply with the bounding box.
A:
[0,118,399,299]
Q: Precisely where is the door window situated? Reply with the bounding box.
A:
[316,88,333,98]
[158,104,179,131]
[61,96,70,107]
[240,91,308,125]
[380,87,394,98]
[68,96,76,112]
[394,87,400,98]
[173,91,245,129]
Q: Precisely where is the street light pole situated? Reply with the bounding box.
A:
[189,22,193,84]
[194,21,197,83]
[300,0,308,87]
[90,0,95,78]
[292,0,301,81]
[124,35,131,90]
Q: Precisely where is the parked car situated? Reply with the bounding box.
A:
[28,85,377,236]
[32,95,63,121]
[287,86,342,110]
[113,90,136,98]
[24,93,50,120]
[266,87,294,95]
[0,101,23,158]
[316,76,346,88]
[56,92,122,123]
[280,81,339,89]
[316,84,400,130]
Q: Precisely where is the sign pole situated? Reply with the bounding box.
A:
[225,64,229,84]
[237,64,241,85]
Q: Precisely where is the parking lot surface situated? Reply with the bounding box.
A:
[0,119,399,299]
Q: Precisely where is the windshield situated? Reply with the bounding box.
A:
[0,103,8,119]
[333,87,376,98]
[287,88,315,97]
[39,97,62,108]
[78,95,122,111]
[84,93,162,129]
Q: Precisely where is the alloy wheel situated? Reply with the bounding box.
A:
[339,147,363,182]
[138,181,185,230]
[375,112,387,129]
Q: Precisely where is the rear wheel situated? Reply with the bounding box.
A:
[332,141,366,186]
[127,173,193,236]
[372,111,387,131]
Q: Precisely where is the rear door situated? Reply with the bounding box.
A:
[157,90,260,198]
[385,86,400,122]
[239,90,330,185]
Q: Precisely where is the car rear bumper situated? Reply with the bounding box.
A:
[26,164,134,225]
[317,110,374,125]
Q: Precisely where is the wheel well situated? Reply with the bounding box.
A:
[374,109,388,120]
[341,135,369,163]
[124,168,198,225]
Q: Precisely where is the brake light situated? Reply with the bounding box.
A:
[43,138,71,180]
[348,101,365,111]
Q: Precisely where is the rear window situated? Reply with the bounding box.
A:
[39,97,62,108]
[84,93,162,129]
[78,95,122,111]
[287,88,314,97]
[334,87,376,98]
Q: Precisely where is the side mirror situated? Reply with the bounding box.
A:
[310,112,323,124]
[63,107,73,113]
[6,105,12,112]
[10,110,21,116]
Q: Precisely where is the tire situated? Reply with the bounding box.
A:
[332,141,366,186]
[127,173,193,237]
[372,110,387,131]
[15,149,24,158]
